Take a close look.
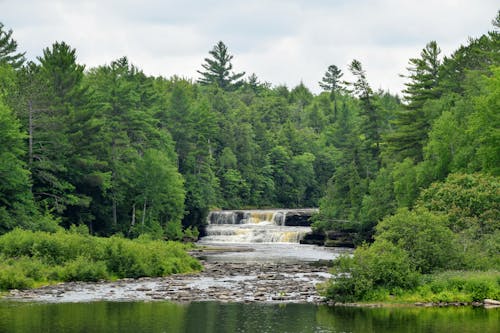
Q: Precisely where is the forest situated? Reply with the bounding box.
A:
[0,12,499,299]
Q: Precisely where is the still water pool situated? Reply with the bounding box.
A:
[0,301,498,333]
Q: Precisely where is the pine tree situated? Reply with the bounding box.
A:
[386,41,441,162]
[319,64,344,120]
[349,59,382,172]
[197,41,245,90]
[0,22,25,69]
[18,42,88,216]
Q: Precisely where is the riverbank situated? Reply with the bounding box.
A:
[4,260,331,303]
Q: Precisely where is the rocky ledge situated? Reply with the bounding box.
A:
[5,261,331,304]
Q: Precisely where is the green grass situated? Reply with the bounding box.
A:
[0,229,202,291]
[322,270,500,304]
[399,270,500,303]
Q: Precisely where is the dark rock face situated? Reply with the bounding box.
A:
[300,232,325,245]
[283,210,317,226]
[325,231,355,248]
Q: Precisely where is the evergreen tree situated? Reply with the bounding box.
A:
[83,57,170,234]
[197,41,245,90]
[386,41,441,162]
[349,59,382,172]
[0,87,34,233]
[21,42,88,216]
[319,64,344,120]
[0,22,25,69]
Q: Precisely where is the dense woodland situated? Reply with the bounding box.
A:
[0,16,499,243]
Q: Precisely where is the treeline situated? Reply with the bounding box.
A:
[0,14,498,245]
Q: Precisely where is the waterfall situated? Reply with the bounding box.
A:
[201,209,317,244]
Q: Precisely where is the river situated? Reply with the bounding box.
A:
[0,301,498,332]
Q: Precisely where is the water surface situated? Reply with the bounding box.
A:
[0,301,498,333]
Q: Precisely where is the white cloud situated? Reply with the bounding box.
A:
[0,0,497,94]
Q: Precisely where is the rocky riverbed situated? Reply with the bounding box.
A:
[5,261,332,304]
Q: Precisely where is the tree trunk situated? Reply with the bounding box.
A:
[128,203,136,236]
[28,99,33,167]
[131,203,136,226]
[141,197,147,226]
[112,196,117,227]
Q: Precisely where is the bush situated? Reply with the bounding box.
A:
[412,271,500,303]
[0,264,35,290]
[375,207,459,273]
[61,256,109,282]
[0,229,201,290]
[325,240,419,302]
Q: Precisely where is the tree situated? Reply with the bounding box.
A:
[197,41,245,90]
[319,64,344,120]
[0,22,25,69]
[349,59,382,171]
[21,42,88,216]
[155,78,220,229]
[467,66,500,175]
[0,96,34,233]
[418,173,499,236]
[492,9,499,30]
[38,42,87,106]
[386,41,441,162]
[130,149,185,238]
[78,57,181,235]
[359,168,396,240]
[417,173,500,269]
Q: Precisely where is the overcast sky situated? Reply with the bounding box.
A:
[1,0,498,94]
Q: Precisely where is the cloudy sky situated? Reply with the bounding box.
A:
[1,0,498,94]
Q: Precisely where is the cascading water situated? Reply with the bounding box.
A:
[201,209,317,244]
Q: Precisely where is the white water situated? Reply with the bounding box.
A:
[202,209,313,244]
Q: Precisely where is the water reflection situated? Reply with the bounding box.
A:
[0,301,498,333]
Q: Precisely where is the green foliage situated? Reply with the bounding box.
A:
[0,262,35,290]
[0,229,201,290]
[61,256,109,282]
[0,22,25,68]
[418,173,500,269]
[391,158,419,208]
[324,240,419,302]
[359,168,396,239]
[386,41,441,162]
[376,207,458,273]
[409,271,500,303]
[197,41,245,90]
[0,94,39,233]
[419,173,499,233]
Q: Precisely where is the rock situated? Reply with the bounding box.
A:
[484,299,500,305]
[484,299,500,308]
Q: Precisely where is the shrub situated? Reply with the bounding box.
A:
[375,207,459,273]
[411,271,500,303]
[325,240,419,302]
[0,265,35,290]
[61,256,109,282]
[0,229,201,290]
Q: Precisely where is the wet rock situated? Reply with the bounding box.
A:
[5,260,330,304]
